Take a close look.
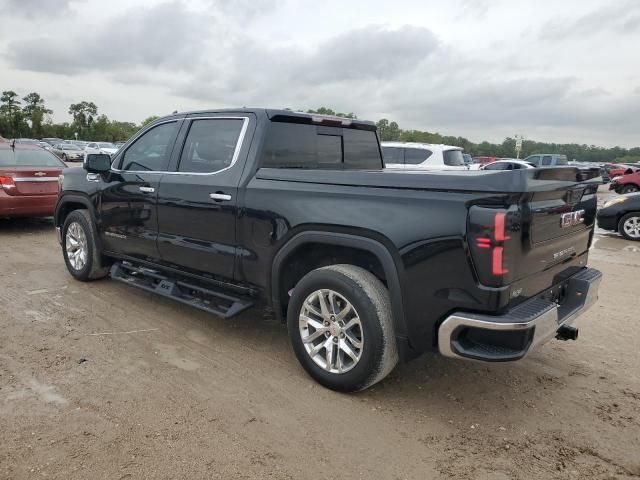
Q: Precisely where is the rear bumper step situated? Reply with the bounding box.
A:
[438,267,602,362]
[110,261,254,319]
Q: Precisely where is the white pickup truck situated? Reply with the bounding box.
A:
[381,142,468,171]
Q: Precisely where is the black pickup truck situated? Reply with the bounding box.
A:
[55,108,602,391]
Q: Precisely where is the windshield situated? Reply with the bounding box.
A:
[443,149,465,167]
[98,142,115,148]
[0,148,65,167]
[62,144,81,151]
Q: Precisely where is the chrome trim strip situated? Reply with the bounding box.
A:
[109,116,250,177]
[13,177,60,182]
[438,269,602,360]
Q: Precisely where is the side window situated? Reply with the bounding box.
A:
[485,162,505,170]
[443,150,465,166]
[542,155,552,166]
[556,155,568,166]
[121,122,179,171]
[178,118,245,173]
[405,148,431,165]
[382,147,403,164]
[527,155,540,166]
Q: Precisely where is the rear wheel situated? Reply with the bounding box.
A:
[621,184,639,194]
[618,212,640,241]
[62,209,110,281]
[287,264,398,392]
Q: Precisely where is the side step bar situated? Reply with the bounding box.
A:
[110,261,254,319]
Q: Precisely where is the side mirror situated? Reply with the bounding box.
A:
[84,153,111,174]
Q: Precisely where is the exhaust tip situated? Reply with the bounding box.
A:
[556,325,579,341]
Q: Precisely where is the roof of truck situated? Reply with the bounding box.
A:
[153,108,377,130]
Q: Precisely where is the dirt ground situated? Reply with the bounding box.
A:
[1,186,639,480]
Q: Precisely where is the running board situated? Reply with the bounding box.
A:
[110,261,254,318]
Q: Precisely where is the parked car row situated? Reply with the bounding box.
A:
[8,137,127,162]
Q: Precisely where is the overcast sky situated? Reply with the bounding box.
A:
[1,0,639,147]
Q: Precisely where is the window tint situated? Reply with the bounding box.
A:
[405,148,431,165]
[178,118,244,173]
[382,147,403,164]
[261,122,382,170]
[443,149,465,166]
[527,155,540,166]
[121,121,179,171]
[343,129,381,169]
[484,162,507,170]
[317,134,342,166]
[542,155,552,166]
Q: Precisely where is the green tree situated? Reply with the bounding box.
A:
[22,92,52,138]
[68,101,98,137]
[1,90,23,137]
[140,115,160,127]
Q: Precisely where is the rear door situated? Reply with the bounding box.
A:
[98,120,181,261]
[156,114,253,280]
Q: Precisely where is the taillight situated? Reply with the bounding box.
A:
[468,207,517,287]
[0,175,16,190]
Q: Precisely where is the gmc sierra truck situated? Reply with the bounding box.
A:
[55,108,602,392]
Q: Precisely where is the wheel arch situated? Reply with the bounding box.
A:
[270,231,408,343]
[55,193,102,250]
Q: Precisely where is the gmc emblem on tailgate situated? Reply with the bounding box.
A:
[560,210,585,228]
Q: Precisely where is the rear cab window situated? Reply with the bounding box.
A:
[261,122,382,170]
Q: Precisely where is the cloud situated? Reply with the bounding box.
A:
[7,1,208,73]
[540,0,640,40]
[0,0,80,18]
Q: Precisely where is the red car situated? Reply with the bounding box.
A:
[608,165,639,178]
[609,169,640,194]
[0,143,66,218]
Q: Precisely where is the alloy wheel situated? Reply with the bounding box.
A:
[65,222,88,270]
[299,289,364,374]
[623,216,640,239]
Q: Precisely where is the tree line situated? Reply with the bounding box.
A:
[307,107,640,164]
[1,94,637,163]
[0,90,158,142]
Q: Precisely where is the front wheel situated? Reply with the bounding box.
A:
[621,184,639,194]
[62,209,110,281]
[618,212,640,241]
[287,264,398,392]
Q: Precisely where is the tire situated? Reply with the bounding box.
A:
[287,264,398,392]
[61,154,67,162]
[62,209,110,281]
[618,212,640,241]
[621,184,639,194]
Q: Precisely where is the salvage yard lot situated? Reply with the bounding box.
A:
[1,190,639,479]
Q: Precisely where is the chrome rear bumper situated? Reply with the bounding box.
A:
[438,268,602,362]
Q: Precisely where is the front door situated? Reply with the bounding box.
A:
[99,120,181,261]
[156,115,252,280]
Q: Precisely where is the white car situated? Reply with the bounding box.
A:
[480,159,536,170]
[381,142,468,171]
[84,142,118,161]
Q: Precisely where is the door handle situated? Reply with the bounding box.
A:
[139,186,155,193]
[209,193,232,202]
